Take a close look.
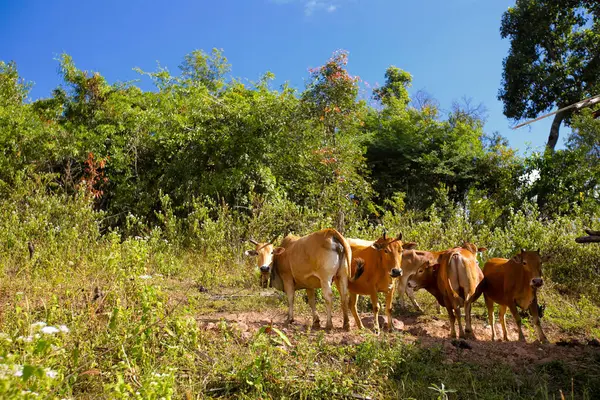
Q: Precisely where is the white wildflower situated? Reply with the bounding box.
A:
[18,335,34,342]
[21,391,39,396]
[16,292,24,295]
[139,275,152,280]
[58,325,70,333]
[41,326,60,335]
[13,365,23,377]
[45,369,58,379]
[31,321,47,330]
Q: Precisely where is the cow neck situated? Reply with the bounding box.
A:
[507,259,535,308]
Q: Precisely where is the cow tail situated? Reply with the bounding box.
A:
[470,277,487,304]
[447,253,463,302]
[329,229,352,278]
[349,258,365,282]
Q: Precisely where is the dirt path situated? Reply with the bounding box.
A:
[196,309,600,371]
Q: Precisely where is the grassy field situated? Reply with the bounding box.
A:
[1,235,599,400]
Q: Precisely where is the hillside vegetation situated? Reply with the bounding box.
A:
[0,47,599,399]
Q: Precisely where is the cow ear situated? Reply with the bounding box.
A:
[512,253,523,264]
[431,263,440,271]
[477,247,487,253]
[403,242,418,250]
[371,243,382,251]
[272,247,285,255]
[396,232,403,240]
[244,250,258,257]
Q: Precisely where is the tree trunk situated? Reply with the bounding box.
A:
[546,110,566,152]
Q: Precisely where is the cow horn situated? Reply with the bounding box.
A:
[382,228,387,240]
[396,232,403,240]
[248,238,259,245]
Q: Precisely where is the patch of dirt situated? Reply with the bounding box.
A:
[196,309,600,371]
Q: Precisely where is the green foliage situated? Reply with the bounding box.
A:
[499,0,600,149]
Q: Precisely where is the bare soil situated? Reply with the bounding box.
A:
[195,307,600,371]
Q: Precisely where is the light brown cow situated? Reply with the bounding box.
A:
[468,249,549,343]
[244,229,352,331]
[395,244,437,312]
[408,243,486,338]
[346,232,404,333]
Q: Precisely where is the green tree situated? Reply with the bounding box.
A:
[499,0,600,151]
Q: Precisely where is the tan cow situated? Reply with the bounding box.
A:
[245,229,352,331]
[394,244,437,312]
[408,243,486,338]
[346,232,404,333]
[468,249,549,343]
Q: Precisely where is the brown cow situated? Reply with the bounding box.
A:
[468,249,549,343]
[346,232,404,333]
[408,243,486,338]
[244,229,352,331]
[395,244,437,312]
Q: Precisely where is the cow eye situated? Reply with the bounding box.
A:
[384,249,390,254]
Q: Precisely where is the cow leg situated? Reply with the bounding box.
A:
[485,295,497,341]
[284,282,295,324]
[499,305,509,341]
[349,293,364,330]
[370,293,381,334]
[334,277,350,331]
[321,280,334,331]
[406,286,424,313]
[306,288,320,328]
[464,299,474,338]
[445,305,457,338]
[529,301,549,343]
[395,275,408,309]
[385,287,396,332]
[508,304,525,342]
[455,305,466,339]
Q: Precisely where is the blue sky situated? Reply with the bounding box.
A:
[0,0,557,152]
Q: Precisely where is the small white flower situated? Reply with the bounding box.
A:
[58,325,70,333]
[45,369,58,379]
[139,275,152,280]
[150,381,158,386]
[31,321,47,329]
[18,335,34,342]
[13,366,23,377]
[21,391,39,396]
[16,291,24,295]
[67,261,74,267]
[41,326,60,335]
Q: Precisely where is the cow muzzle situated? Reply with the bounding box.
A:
[390,268,402,278]
[530,278,543,288]
[260,265,270,273]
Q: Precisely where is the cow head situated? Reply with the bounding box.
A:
[512,248,546,289]
[408,260,439,290]
[371,230,404,278]
[244,238,285,288]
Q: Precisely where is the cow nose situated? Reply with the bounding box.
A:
[390,268,402,278]
[531,278,543,288]
[260,265,270,273]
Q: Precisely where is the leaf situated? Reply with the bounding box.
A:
[270,327,292,347]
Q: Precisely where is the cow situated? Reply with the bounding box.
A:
[407,243,486,338]
[346,231,404,333]
[394,244,438,312]
[244,229,352,331]
[468,249,549,343]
